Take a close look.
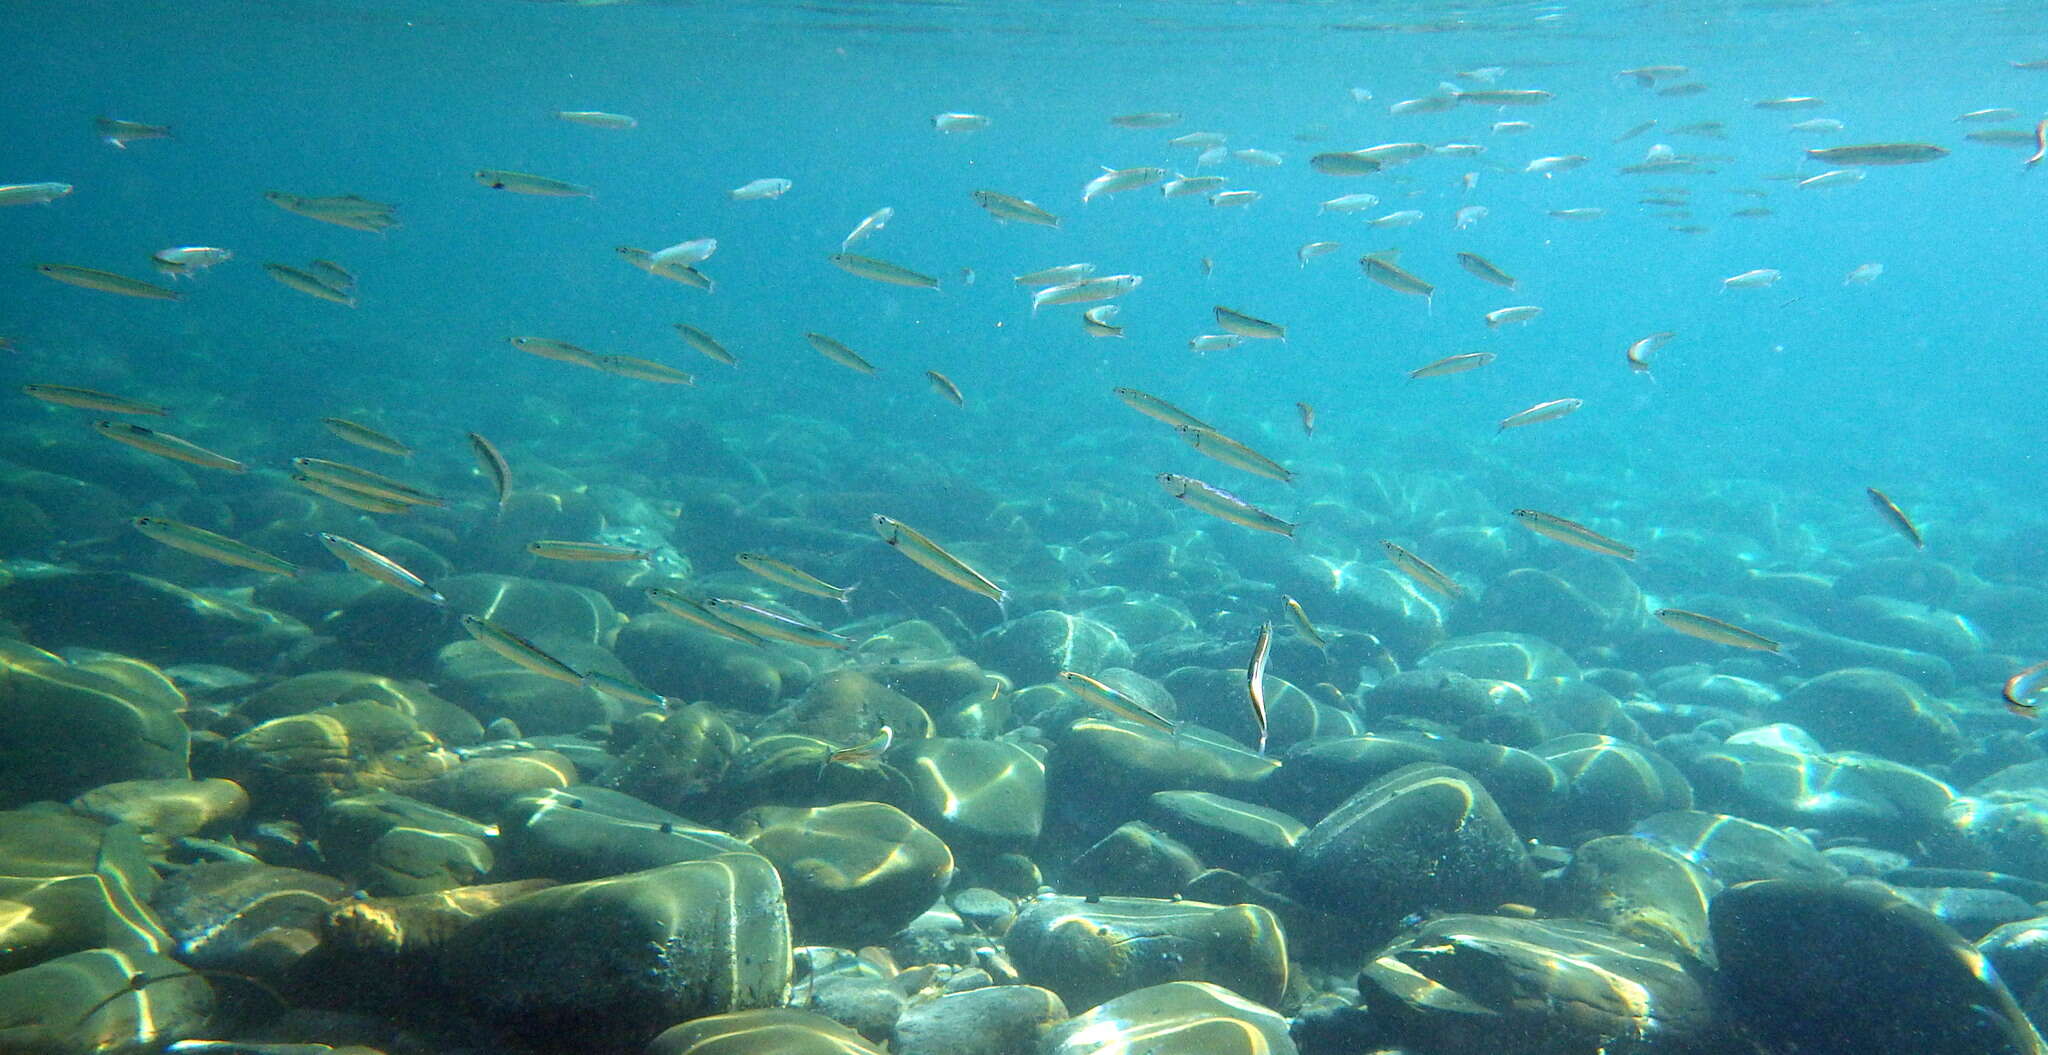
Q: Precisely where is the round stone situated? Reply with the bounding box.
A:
[1007,897,1289,1010]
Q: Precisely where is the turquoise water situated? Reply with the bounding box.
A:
[7,1,2048,1053]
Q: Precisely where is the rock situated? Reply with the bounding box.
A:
[1009,896,1288,1010]
[1474,558,1644,652]
[1416,632,1579,683]
[1064,822,1204,899]
[1267,734,1443,819]
[1555,835,1719,963]
[315,790,495,884]
[901,738,1045,856]
[737,801,955,947]
[1158,666,1348,756]
[1144,791,1306,873]
[977,611,1133,687]
[1892,885,2040,941]
[762,671,934,747]
[949,887,1017,934]
[1045,720,1278,835]
[228,701,455,811]
[893,984,1068,1055]
[649,1008,883,1055]
[1358,915,1711,1054]
[807,970,907,1043]
[1041,981,1296,1055]
[1980,915,2048,1006]
[433,636,623,736]
[0,567,311,670]
[0,947,214,1055]
[243,671,484,746]
[1631,810,1843,887]
[1529,734,1693,840]
[1712,879,2046,1055]
[0,641,190,808]
[70,778,248,842]
[614,612,794,713]
[361,825,493,895]
[0,809,172,972]
[604,702,744,812]
[411,751,577,818]
[1769,668,1962,765]
[494,786,751,882]
[1946,796,2048,884]
[1279,556,1447,659]
[724,733,915,814]
[322,879,556,959]
[148,860,347,978]
[1289,764,1535,943]
[1362,669,1497,725]
[440,852,790,1049]
[1670,737,1905,835]
[1837,595,1984,661]
[1768,622,1956,694]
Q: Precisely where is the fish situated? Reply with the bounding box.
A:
[1549,208,1606,220]
[1957,108,2019,123]
[1209,190,1260,208]
[1156,473,1295,537]
[555,110,637,128]
[616,247,715,292]
[1111,112,1182,128]
[650,239,718,267]
[1789,118,1846,133]
[1657,83,1708,97]
[1458,88,1552,106]
[1618,65,1688,84]
[1189,335,1242,354]
[1511,509,1636,560]
[1866,488,1924,549]
[1968,128,2040,145]
[2003,660,2048,717]
[263,191,399,232]
[527,540,652,562]
[317,533,445,604]
[1308,151,1384,177]
[1161,174,1227,198]
[1031,274,1141,312]
[0,182,73,206]
[1615,120,1658,142]
[95,116,170,148]
[702,598,852,650]
[474,169,593,197]
[1320,193,1381,213]
[932,112,990,132]
[21,385,166,415]
[1015,263,1096,287]
[508,336,598,367]
[1214,306,1285,341]
[1232,148,1284,166]
[469,432,512,508]
[872,515,1006,604]
[1454,205,1488,230]
[1176,425,1294,483]
[1755,96,1826,110]
[1058,671,1177,734]
[830,253,939,289]
[1297,241,1341,267]
[1455,252,1517,289]
[1497,398,1582,432]
[1389,95,1457,115]
[1723,269,1781,289]
[461,615,583,684]
[293,458,445,507]
[1805,143,1948,166]
[1361,254,1435,300]
[265,263,355,307]
[1409,352,1495,379]
[645,588,769,647]
[1369,209,1424,228]
[738,553,856,605]
[1297,402,1315,437]
[2030,119,2048,168]
[1168,131,1228,150]
[1114,388,1212,431]
[1844,263,1884,285]
[1381,540,1463,598]
[842,207,894,250]
[1081,305,1124,338]
[926,370,965,405]
[150,246,233,279]
[1493,121,1533,134]
[94,421,245,472]
[1485,305,1543,328]
[309,260,356,293]
[973,190,1061,226]
[582,672,670,712]
[1082,166,1166,201]
[1798,169,1865,189]
[1654,608,1781,652]
[1246,622,1273,755]
[321,418,411,457]
[291,473,411,514]
[35,264,181,301]
[1626,332,1675,375]
[593,355,694,385]
[132,517,297,577]
[804,332,879,375]
[729,177,792,200]
[819,725,895,778]
[1283,596,1326,649]
[1730,207,1774,218]
[675,324,738,367]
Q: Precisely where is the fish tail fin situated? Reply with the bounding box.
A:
[839,583,860,612]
